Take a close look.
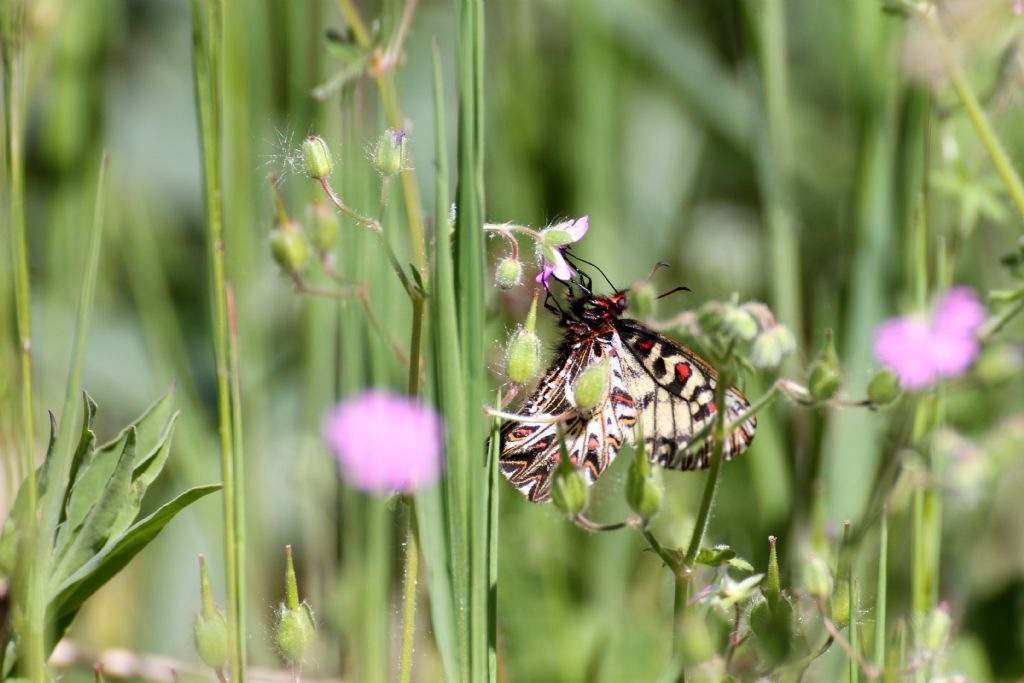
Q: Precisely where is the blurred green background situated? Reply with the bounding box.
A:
[3,0,1024,681]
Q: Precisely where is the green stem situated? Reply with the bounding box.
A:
[683,369,731,567]
[189,1,245,679]
[920,7,1024,226]
[398,498,420,683]
[874,510,888,670]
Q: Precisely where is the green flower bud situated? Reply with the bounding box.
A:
[373,128,409,176]
[276,545,317,663]
[626,445,663,519]
[507,329,542,384]
[306,202,339,254]
[751,324,796,370]
[276,604,317,663]
[495,257,523,290]
[697,302,724,333]
[551,435,588,515]
[630,282,657,320]
[720,303,759,341]
[750,595,795,664]
[194,555,229,669]
[764,536,781,608]
[808,330,843,401]
[867,368,902,407]
[802,554,832,599]
[570,360,608,415]
[924,602,952,652]
[302,135,334,179]
[271,220,311,275]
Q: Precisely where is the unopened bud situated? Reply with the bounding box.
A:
[373,129,409,176]
[808,330,843,401]
[506,330,541,384]
[751,324,796,370]
[551,435,588,514]
[802,554,832,598]
[867,368,901,407]
[306,202,339,253]
[924,602,952,652]
[697,302,724,333]
[765,536,781,608]
[194,555,229,669]
[831,579,850,628]
[630,282,657,320]
[302,135,333,179]
[626,445,663,519]
[569,360,608,415]
[271,221,311,275]
[276,545,316,663]
[495,257,523,290]
[720,303,759,341]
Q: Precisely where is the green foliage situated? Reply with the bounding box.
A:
[0,392,220,675]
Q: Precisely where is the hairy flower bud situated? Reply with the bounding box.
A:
[626,443,663,519]
[720,303,759,342]
[802,554,833,599]
[271,220,311,275]
[751,324,796,370]
[373,128,409,176]
[630,282,657,320]
[302,135,334,179]
[924,602,952,652]
[306,201,339,254]
[276,545,316,663]
[867,368,901,407]
[495,257,523,290]
[507,299,542,383]
[569,360,608,416]
[808,330,843,401]
[551,435,588,515]
[194,555,229,669]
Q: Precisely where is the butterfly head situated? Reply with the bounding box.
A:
[572,290,629,323]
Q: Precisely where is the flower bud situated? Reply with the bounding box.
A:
[867,368,901,407]
[697,302,724,333]
[194,555,229,669]
[924,602,952,652]
[808,330,842,401]
[751,324,796,370]
[302,135,334,179]
[802,554,832,598]
[541,227,574,248]
[569,360,608,416]
[495,257,523,290]
[630,282,657,320]
[306,201,339,254]
[751,595,794,664]
[831,579,850,629]
[720,303,759,342]
[764,536,781,608]
[626,444,663,520]
[276,545,316,663]
[551,436,588,515]
[373,128,409,176]
[271,220,311,275]
[506,299,543,384]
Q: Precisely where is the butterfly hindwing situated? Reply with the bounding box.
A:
[499,333,637,502]
[614,318,756,470]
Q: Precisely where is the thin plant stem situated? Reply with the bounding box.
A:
[398,498,420,683]
[816,597,880,679]
[918,5,1024,226]
[874,510,889,670]
[189,0,245,678]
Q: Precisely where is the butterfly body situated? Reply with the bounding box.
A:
[499,291,757,503]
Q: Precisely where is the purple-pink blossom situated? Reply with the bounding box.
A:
[536,216,589,289]
[873,286,986,391]
[323,390,444,494]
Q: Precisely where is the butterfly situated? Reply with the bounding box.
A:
[498,283,757,503]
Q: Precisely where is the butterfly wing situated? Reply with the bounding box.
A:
[499,333,638,502]
[614,318,756,469]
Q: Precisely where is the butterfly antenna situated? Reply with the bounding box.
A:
[646,261,670,284]
[656,285,692,300]
[565,251,617,292]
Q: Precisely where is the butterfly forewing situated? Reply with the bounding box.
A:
[498,294,757,503]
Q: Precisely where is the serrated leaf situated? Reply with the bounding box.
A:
[49,484,222,646]
[50,428,139,591]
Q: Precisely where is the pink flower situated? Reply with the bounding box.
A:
[873,287,986,391]
[1015,0,1022,16]
[536,216,589,288]
[323,390,444,494]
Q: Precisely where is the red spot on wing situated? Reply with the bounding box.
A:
[587,434,600,451]
[708,401,717,413]
[637,338,655,352]
[674,362,691,382]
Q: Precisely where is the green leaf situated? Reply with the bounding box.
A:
[695,544,736,567]
[728,557,755,572]
[61,388,176,539]
[49,484,222,645]
[0,413,58,578]
[50,428,139,591]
